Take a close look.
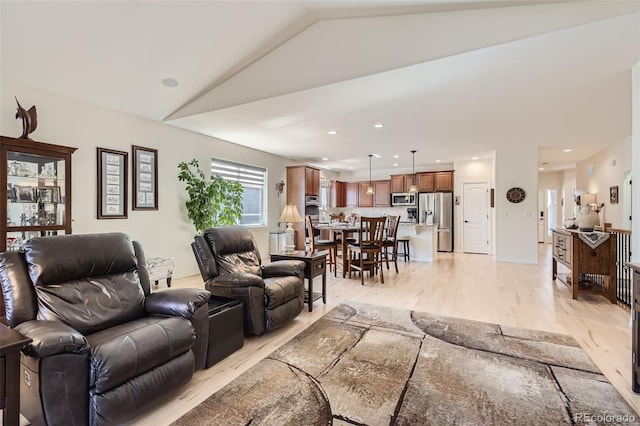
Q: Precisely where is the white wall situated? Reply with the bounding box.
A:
[561,169,577,220]
[575,137,632,229]
[453,159,494,254]
[632,62,640,262]
[494,145,538,264]
[1,80,292,279]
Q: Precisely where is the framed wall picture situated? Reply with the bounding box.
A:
[610,185,619,204]
[132,145,158,210]
[97,147,128,219]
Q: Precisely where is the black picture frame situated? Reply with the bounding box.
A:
[97,147,128,219]
[132,145,158,210]
[610,186,619,204]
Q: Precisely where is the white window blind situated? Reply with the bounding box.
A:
[211,158,267,226]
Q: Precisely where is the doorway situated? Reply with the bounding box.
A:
[537,189,558,244]
[463,182,489,254]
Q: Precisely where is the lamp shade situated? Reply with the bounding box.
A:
[581,193,597,205]
[279,204,303,223]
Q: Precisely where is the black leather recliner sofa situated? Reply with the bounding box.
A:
[191,226,305,336]
[0,233,210,426]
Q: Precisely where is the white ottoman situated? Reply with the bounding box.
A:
[146,257,175,287]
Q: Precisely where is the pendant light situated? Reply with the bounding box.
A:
[409,150,417,193]
[366,154,374,195]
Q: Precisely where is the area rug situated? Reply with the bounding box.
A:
[173,302,637,425]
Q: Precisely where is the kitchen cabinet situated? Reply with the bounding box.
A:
[391,174,416,193]
[374,180,391,207]
[305,167,320,196]
[286,165,321,249]
[1,136,77,325]
[358,182,373,207]
[551,228,616,302]
[434,171,454,192]
[415,171,454,192]
[416,173,434,192]
[345,182,358,207]
[331,181,346,208]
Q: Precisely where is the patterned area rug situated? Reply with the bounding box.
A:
[174,302,637,425]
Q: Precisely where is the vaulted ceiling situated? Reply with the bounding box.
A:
[2,1,639,172]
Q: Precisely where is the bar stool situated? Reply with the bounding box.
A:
[396,236,410,262]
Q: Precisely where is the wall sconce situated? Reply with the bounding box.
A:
[276,180,285,197]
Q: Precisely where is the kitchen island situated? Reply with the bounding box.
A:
[397,223,437,262]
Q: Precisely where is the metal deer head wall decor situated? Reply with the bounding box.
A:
[15,97,38,140]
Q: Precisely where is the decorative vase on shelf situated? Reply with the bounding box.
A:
[576,206,599,232]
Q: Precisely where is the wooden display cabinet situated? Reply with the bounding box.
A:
[1,136,77,324]
[1,137,77,252]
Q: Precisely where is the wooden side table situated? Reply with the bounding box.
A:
[1,325,31,426]
[270,250,327,312]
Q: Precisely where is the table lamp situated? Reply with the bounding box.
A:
[279,203,303,253]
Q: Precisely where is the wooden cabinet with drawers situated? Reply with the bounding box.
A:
[552,228,616,302]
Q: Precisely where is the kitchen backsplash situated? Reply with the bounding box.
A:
[326,206,414,222]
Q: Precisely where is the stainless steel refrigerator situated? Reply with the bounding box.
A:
[419,192,453,252]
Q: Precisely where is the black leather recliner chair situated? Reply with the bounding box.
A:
[0,233,210,426]
[191,226,305,336]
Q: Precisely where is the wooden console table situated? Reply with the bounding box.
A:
[551,228,616,302]
[1,325,32,426]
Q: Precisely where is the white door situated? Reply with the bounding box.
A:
[463,182,489,254]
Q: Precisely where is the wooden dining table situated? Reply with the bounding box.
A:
[316,223,360,278]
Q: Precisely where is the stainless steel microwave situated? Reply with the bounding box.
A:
[391,193,416,206]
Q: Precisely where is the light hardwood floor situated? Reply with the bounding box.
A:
[131,244,640,425]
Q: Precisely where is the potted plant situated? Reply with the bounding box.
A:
[178,159,243,234]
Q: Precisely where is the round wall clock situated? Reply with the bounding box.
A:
[506,187,526,203]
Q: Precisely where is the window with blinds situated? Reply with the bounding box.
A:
[211,158,267,226]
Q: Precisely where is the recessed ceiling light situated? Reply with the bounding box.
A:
[563,149,572,152]
[328,130,337,135]
[349,166,354,170]
[161,77,178,88]
[393,163,398,167]
[472,156,478,160]
[539,167,545,171]
[322,157,329,161]
[373,154,381,158]
[435,160,441,163]
[374,123,384,128]
[393,155,399,159]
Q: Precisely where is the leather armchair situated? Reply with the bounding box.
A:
[191,226,305,336]
[0,233,210,426]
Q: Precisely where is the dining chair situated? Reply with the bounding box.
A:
[305,215,337,276]
[347,216,386,285]
[382,215,400,273]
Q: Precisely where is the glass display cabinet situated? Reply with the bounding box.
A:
[1,136,77,252]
